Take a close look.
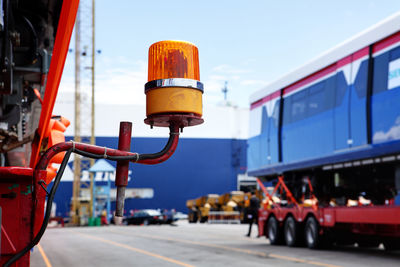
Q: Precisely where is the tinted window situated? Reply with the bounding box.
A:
[282,77,335,125]
[272,100,280,128]
[325,76,336,109]
[308,82,325,116]
[354,61,368,98]
[291,90,307,122]
[335,72,347,106]
[261,106,268,134]
[283,96,291,125]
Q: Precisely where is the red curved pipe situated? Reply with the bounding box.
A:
[35,127,180,170]
[138,135,179,164]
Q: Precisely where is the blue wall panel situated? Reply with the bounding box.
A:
[54,137,247,217]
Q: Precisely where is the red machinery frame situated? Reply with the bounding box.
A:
[1,1,80,266]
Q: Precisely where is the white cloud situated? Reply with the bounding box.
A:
[240,79,268,86]
[242,58,256,66]
[203,93,223,106]
[373,123,400,143]
[203,80,223,93]
[58,58,147,106]
[208,75,227,81]
[58,58,255,108]
[212,64,251,74]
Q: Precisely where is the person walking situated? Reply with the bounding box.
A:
[246,192,260,237]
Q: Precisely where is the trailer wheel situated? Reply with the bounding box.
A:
[284,216,300,247]
[305,217,321,249]
[200,216,208,223]
[188,211,198,223]
[267,216,282,245]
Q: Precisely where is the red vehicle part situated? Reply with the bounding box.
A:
[1,123,180,266]
[115,122,132,217]
[258,176,400,248]
[1,0,79,266]
[0,168,33,266]
[0,168,47,266]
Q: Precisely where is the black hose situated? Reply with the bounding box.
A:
[3,149,73,267]
[138,125,178,161]
[21,15,39,63]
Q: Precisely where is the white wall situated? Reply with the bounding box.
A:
[53,91,249,139]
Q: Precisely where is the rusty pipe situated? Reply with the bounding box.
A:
[115,122,132,217]
[35,124,179,171]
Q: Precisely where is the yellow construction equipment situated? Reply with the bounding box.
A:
[186,190,265,223]
[186,194,219,223]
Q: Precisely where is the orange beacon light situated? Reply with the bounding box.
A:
[145,40,204,128]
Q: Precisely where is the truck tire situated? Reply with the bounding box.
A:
[284,216,300,247]
[267,216,282,245]
[189,212,198,223]
[200,216,208,223]
[305,217,321,249]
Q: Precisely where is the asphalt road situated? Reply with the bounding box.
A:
[31,221,400,267]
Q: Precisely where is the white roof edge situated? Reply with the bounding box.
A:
[250,11,400,104]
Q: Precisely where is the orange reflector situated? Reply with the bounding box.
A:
[52,120,67,132]
[148,40,199,81]
[60,116,71,128]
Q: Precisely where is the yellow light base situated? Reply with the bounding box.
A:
[146,87,202,117]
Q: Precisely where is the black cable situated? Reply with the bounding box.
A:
[73,148,139,161]
[21,15,39,63]
[138,128,177,161]
[3,149,73,267]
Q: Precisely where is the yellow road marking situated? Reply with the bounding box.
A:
[72,231,195,267]
[109,229,341,267]
[37,243,52,267]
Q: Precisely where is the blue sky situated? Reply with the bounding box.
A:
[59,0,400,108]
